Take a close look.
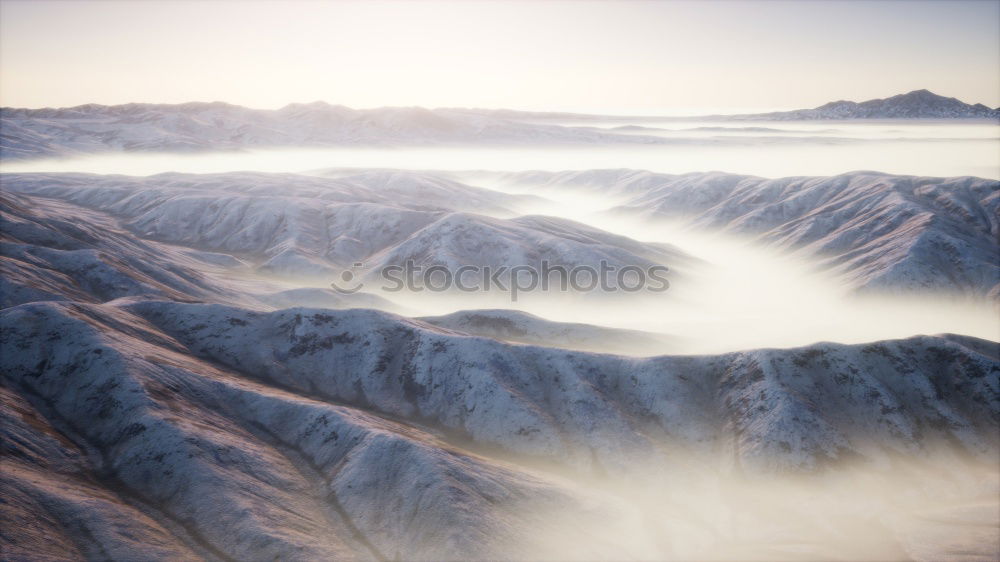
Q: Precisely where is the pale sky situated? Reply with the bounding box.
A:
[1,0,997,112]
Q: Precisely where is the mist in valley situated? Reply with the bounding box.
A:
[2,132,997,560]
[177,163,999,356]
[2,120,997,179]
[437,447,1000,561]
[3,1,999,559]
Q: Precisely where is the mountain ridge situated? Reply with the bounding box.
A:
[3,297,997,560]
[0,102,669,160]
[729,89,1000,120]
[3,89,995,160]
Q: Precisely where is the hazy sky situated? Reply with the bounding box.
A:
[1,0,997,111]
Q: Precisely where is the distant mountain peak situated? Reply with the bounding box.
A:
[741,90,999,120]
[899,88,935,97]
[279,100,335,110]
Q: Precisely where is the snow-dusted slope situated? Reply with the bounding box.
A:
[122,302,1000,471]
[2,299,997,559]
[0,191,237,308]
[0,190,399,314]
[2,169,999,560]
[360,212,682,290]
[254,287,404,314]
[418,308,673,354]
[1,301,650,561]
[501,169,1000,296]
[1,172,688,284]
[0,102,670,159]
[6,167,997,297]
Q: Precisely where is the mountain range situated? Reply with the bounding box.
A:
[0,171,692,290]
[447,90,1000,122]
[725,89,1000,120]
[497,169,1000,297]
[5,168,999,298]
[2,90,996,160]
[2,164,999,559]
[0,102,668,160]
[2,89,999,559]
[4,296,997,560]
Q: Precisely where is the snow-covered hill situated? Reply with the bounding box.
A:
[418,308,674,354]
[500,169,1000,297]
[2,168,999,560]
[2,298,997,560]
[0,191,237,308]
[0,102,670,159]
[725,89,1000,120]
[0,190,402,313]
[7,168,997,298]
[1,172,689,286]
